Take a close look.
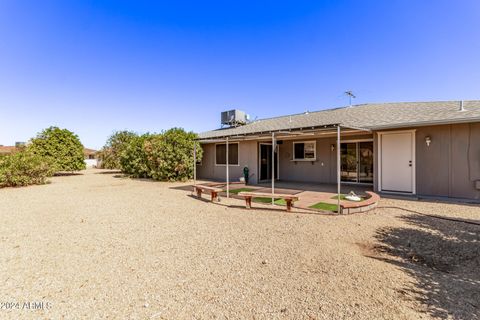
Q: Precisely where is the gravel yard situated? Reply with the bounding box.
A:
[0,169,478,319]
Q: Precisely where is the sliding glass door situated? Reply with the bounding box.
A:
[341,141,373,184]
[358,141,374,183]
[340,143,358,182]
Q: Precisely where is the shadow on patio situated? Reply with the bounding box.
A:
[256,180,372,194]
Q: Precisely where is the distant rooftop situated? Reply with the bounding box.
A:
[0,146,18,154]
[198,100,480,140]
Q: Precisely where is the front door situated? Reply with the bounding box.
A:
[259,144,277,181]
[380,132,415,193]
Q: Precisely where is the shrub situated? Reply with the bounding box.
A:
[98,131,137,169]
[119,133,152,178]
[28,126,86,172]
[100,128,202,181]
[144,128,202,181]
[0,151,54,187]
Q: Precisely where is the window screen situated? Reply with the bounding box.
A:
[216,143,239,165]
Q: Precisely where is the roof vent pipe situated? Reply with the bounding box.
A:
[459,100,465,111]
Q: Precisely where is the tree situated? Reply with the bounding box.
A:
[28,126,86,172]
[144,128,202,181]
[100,128,202,181]
[119,133,151,178]
[98,131,137,169]
[0,150,54,187]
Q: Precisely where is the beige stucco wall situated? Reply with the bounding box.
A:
[278,134,373,183]
[198,134,373,185]
[196,140,259,184]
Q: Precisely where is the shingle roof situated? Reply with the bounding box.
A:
[198,100,480,139]
[0,146,18,154]
[83,148,97,156]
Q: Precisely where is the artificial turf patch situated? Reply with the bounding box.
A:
[309,202,339,212]
[227,187,256,194]
[252,197,286,206]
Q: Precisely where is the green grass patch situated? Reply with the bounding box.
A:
[309,202,339,212]
[330,194,365,201]
[227,187,256,194]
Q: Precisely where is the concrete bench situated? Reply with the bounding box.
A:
[193,185,223,202]
[237,192,299,212]
[340,191,380,214]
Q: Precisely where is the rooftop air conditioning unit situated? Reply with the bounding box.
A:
[221,109,248,127]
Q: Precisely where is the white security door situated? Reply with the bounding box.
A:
[380,132,415,193]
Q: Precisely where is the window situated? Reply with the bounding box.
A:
[293,141,316,160]
[215,143,239,165]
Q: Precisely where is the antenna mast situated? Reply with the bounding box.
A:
[344,90,356,107]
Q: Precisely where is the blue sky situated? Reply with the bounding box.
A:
[1,1,479,149]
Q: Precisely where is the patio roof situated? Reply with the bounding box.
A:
[197,123,370,142]
[194,125,348,212]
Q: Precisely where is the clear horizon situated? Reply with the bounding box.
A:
[1,1,480,149]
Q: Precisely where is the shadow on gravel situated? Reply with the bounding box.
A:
[371,214,480,319]
[53,172,83,176]
[185,194,325,215]
[95,170,123,174]
[170,184,196,191]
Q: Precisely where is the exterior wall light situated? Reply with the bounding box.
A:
[425,136,432,147]
[331,144,335,152]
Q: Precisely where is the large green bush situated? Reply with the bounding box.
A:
[28,126,86,172]
[100,128,202,181]
[0,151,54,187]
[98,131,137,169]
[119,134,151,178]
[144,128,203,181]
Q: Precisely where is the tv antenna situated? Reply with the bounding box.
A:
[344,90,356,107]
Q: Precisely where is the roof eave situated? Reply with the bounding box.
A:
[197,123,343,141]
[367,117,480,131]
[196,123,374,142]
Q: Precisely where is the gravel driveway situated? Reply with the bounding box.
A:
[0,169,478,319]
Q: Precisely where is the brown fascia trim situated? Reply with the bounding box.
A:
[197,124,372,143]
[367,117,480,131]
[196,123,348,142]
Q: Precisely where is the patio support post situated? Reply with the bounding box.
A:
[226,137,229,198]
[337,125,341,214]
[193,142,197,186]
[271,132,275,205]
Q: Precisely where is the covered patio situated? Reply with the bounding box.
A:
[194,179,375,213]
[194,124,377,213]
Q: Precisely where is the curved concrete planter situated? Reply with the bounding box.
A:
[340,191,380,214]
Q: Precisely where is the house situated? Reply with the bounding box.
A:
[0,146,18,155]
[0,142,25,155]
[83,148,98,168]
[197,101,480,201]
